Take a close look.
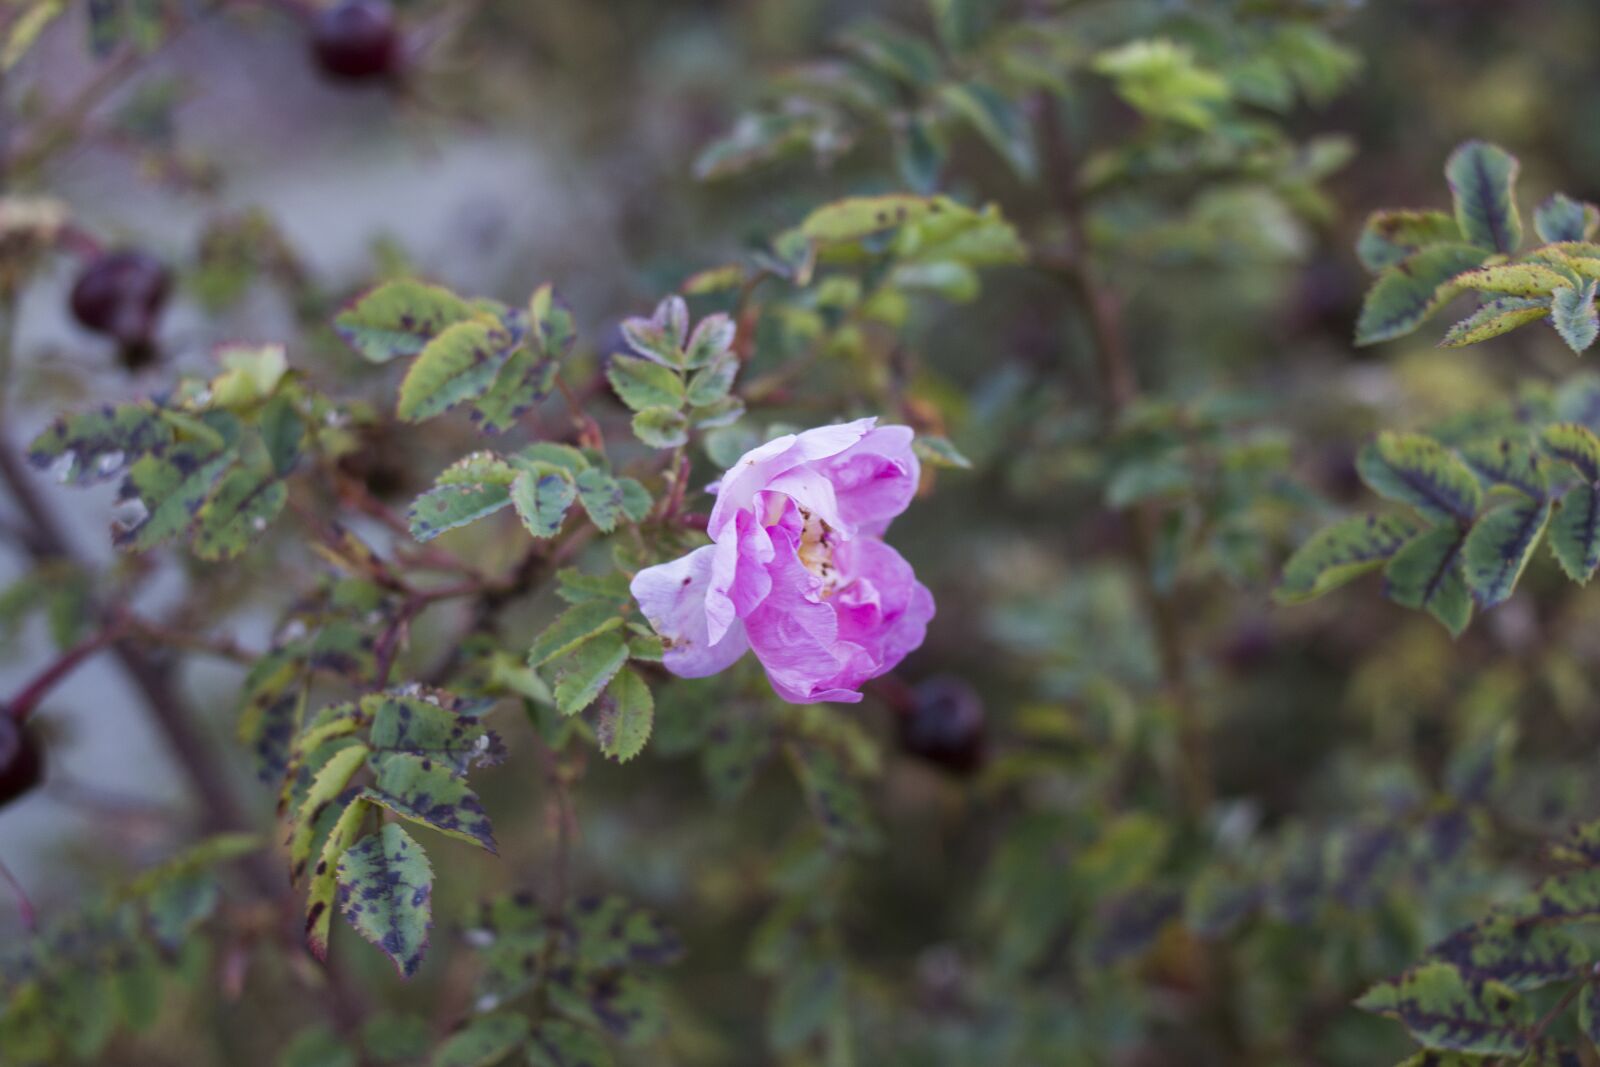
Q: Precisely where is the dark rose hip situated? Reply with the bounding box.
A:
[310,0,401,82]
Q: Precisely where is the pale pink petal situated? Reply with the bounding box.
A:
[630,546,749,677]
[705,509,774,644]
[743,529,863,704]
[708,418,878,537]
[825,425,919,537]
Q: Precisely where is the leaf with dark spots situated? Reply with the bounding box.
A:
[1428,920,1587,993]
[364,753,497,853]
[1446,141,1524,254]
[362,691,504,777]
[546,969,666,1046]
[564,894,684,971]
[1355,960,1530,1055]
[335,824,434,979]
[27,402,172,485]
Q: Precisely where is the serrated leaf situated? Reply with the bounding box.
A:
[912,435,971,470]
[526,1021,614,1067]
[1537,193,1599,244]
[1355,960,1530,1055]
[28,402,171,485]
[1441,297,1551,347]
[529,600,626,665]
[689,396,744,430]
[1355,244,1489,346]
[1359,433,1482,523]
[940,81,1037,180]
[1550,482,1600,582]
[366,753,497,853]
[407,483,512,542]
[552,630,630,716]
[191,464,286,561]
[1385,525,1473,636]
[1456,262,1573,297]
[1429,921,1587,993]
[686,353,737,405]
[336,824,433,979]
[1463,498,1551,606]
[632,406,690,449]
[574,468,626,531]
[1507,868,1600,924]
[113,446,233,551]
[1459,438,1549,499]
[1276,512,1422,603]
[1551,280,1599,353]
[306,797,371,960]
[470,347,556,435]
[596,667,653,762]
[1357,210,1462,272]
[430,1012,530,1067]
[555,568,632,604]
[618,477,652,522]
[568,893,684,970]
[684,313,735,369]
[364,691,504,776]
[1447,141,1524,254]
[1542,422,1600,481]
[334,280,477,364]
[607,354,684,411]
[288,743,369,883]
[509,469,576,539]
[397,317,517,422]
[621,296,687,366]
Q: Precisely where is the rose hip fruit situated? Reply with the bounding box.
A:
[0,717,44,809]
[310,0,401,82]
[896,676,986,776]
[69,249,172,348]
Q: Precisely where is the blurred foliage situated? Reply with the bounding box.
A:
[7,1,1600,1066]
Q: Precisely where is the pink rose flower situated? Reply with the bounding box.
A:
[630,417,935,704]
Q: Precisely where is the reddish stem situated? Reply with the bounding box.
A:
[5,623,126,723]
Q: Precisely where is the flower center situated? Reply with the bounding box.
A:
[796,507,839,594]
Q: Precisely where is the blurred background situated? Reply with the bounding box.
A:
[7,1,1600,1064]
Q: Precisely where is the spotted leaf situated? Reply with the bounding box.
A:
[1358,433,1482,523]
[1355,960,1530,1055]
[1276,512,1423,604]
[336,824,434,979]
[365,753,497,854]
[1446,141,1523,255]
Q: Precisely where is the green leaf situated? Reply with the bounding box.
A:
[210,342,288,409]
[1536,193,1600,244]
[620,296,687,365]
[795,195,947,245]
[27,402,171,484]
[1276,513,1422,603]
[364,691,504,776]
[839,21,940,86]
[288,742,369,882]
[567,893,684,970]
[261,395,305,476]
[515,442,590,475]
[546,969,665,1046]
[470,347,556,435]
[1355,244,1489,346]
[526,1021,614,1067]
[397,317,517,422]
[1356,209,1462,272]
[1463,498,1552,606]
[407,483,513,543]
[527,282,578,360]
[1507,868,1600,924]
[895,115,946,194]
[366,753,498,853]
[1456,262,1573,297]
[939,81,1038,180]
[509,470,576,539]
[1541,422,1600,481]
[686,353,738,406]
[574,468,626,531]
[334,279,477,364]
[684,313,736,369]
[689,397,744,430]
[596,666,653,762]
[618,477,652,522]
[1458,437,1550,499]
[430,1012,530,1067]
[1446,140,1524,254]
[769,955,845,1052]
[360,1013,434,1064]
[1092,38,1230,129]
[607,354,684,411]
[1358,432,1482,523]
[631,406,690,449]
[529,600,626,666]
[306,796,371,960]
[1355,960,1530,1055]
[913,435,972,470]
[336,824,434,979]
[191,464,286,561]
[551,630,630,716]
[1384,525,1473,636]
[1441,297,1551,347]
[1550,482,1600,583]
[113,446,233,551]
[1551,280,1599,353]
[1429,921,1587,993]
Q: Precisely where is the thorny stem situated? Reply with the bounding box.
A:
[1036,94,1213,815]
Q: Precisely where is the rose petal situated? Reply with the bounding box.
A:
[630,545,749,677]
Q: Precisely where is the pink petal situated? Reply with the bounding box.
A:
[630,546,749,678]
[708,418,878,538]
[743,528,865,704]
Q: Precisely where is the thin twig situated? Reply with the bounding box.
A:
[0,855,36,933]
